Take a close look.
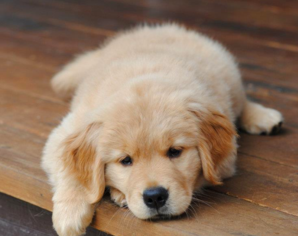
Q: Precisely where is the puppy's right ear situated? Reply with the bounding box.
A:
[62,122,105,204]
[188,103,237,186]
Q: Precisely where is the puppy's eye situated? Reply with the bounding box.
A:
[120,156,133,166]
[167,147,183,158]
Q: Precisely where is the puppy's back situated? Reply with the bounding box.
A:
[54,24,244,118]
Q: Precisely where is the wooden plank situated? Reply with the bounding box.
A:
[0,192,56,236]
[0,33,70,68]
[0,192,110,236]
[31,0,298,46]
[6,0,298,55]
[0,21,99,55]
[238,128,298,167]
[0,55,63,102]
[0,126,47,179]
[95,190,298,236]
[113,0,298,32]
[1,0,297,91]
[0,164,52,211]
[239,128,298,164]
[1,163,298,236]
[233,0,298,15]
[0,219,51,236]
[0,86,67,137]
[212,152,298,216]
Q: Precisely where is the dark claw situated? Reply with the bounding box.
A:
[270,121,283,135]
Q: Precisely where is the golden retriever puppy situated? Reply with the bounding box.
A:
[42,23,283,236]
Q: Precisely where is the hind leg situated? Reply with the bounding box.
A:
[239,100,283,135]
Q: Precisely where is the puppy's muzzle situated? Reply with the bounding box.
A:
[143,187,169,209]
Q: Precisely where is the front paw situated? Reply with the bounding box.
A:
[53,200,95,236]
[110,188,127,207]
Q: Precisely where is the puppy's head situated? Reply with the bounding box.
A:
[62,81,237,219]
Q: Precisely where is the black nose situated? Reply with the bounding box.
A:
[143,187,169,209]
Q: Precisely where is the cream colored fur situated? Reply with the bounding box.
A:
[42,24,283,236]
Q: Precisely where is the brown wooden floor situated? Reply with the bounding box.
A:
[0,0,298,235]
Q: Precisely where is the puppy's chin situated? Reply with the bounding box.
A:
[132,204,190,221]
[127,194,192,220]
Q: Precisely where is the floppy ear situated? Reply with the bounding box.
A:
[62,122,105,204]
[192,109,237,185]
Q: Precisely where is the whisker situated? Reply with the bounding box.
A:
[191,196,220,214]
[106,206,123,228]
[192,196,213,203]
[187,204,200,224]
[123,209,133,228]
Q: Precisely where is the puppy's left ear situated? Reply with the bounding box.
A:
[62,122,105,204]
[191,108,237,185]
[51,122,105,236]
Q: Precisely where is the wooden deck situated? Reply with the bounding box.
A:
[0,0,298,235]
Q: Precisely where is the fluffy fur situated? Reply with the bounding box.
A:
[42,24,283,236]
